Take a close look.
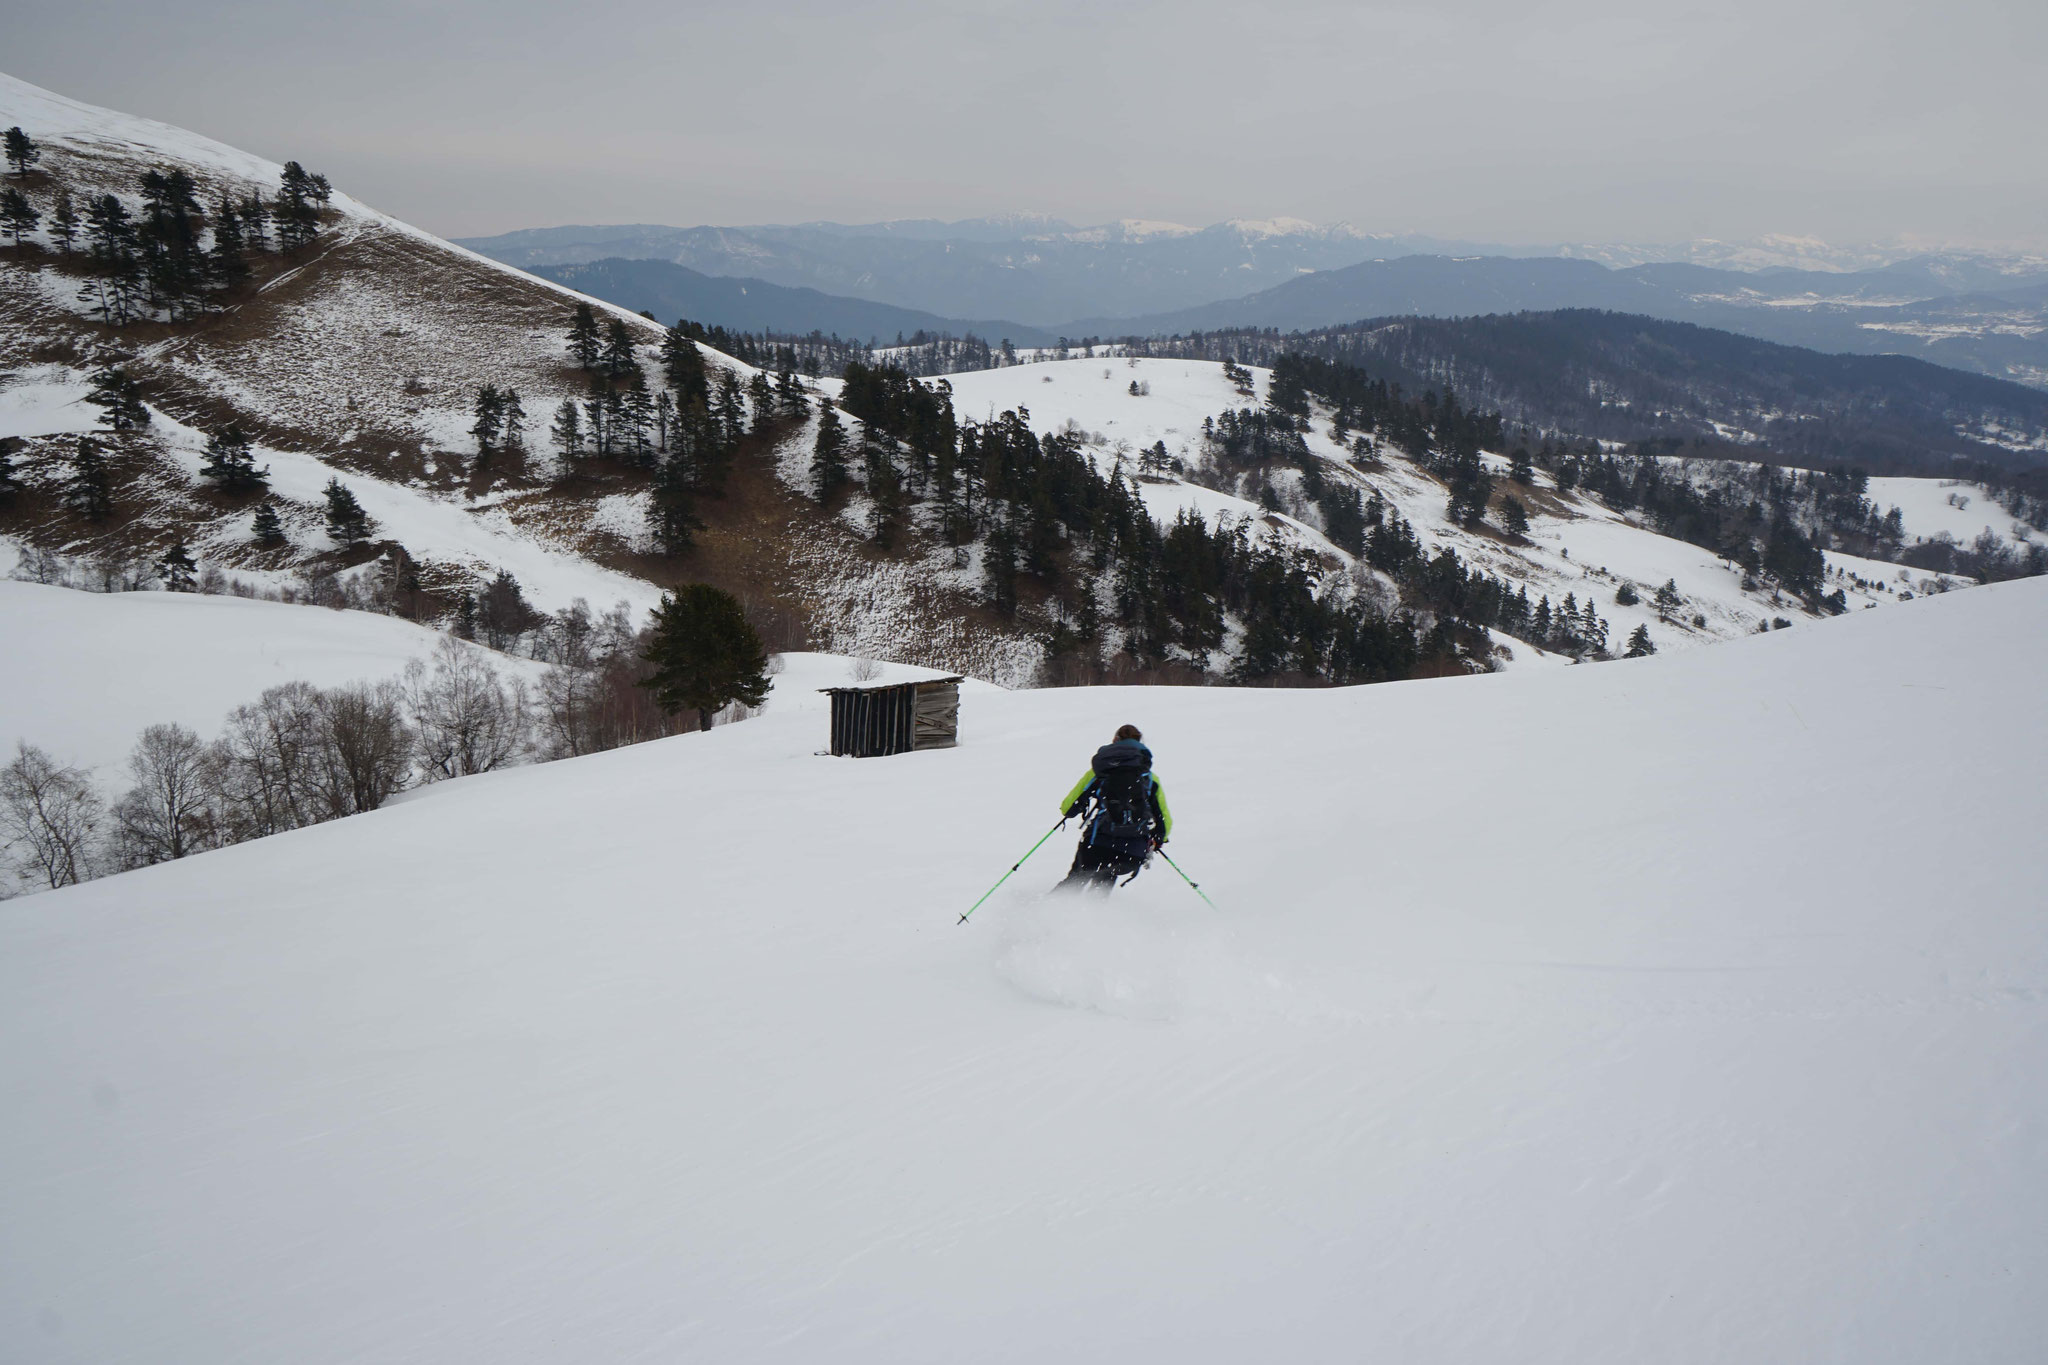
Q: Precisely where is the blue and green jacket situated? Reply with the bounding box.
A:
[1059,739,1172,843]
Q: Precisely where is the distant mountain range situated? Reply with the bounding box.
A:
[459,219,2048,391]
[527,259,1058,347]
[1083,256,2048,391]
[457,219,1491,325]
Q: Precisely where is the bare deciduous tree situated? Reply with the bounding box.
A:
[1,742,103,892]
[217,681,327,838]
[405,639,527,781]
[112,723,222,868]
[315,681,414,814]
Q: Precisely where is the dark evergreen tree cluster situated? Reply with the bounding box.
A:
[798,363,1501,683]
[469,383,527,465]
[557,310,804,556]
[0,137,338,325]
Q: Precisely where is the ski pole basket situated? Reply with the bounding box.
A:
[821,676,963,757]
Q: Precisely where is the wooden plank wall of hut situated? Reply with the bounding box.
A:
[912,683,960,750]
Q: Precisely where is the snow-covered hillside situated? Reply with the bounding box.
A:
[939,355,1994,662]
[0,72,1009,670]
[0,577,542,775]
[3,579,2043,1362]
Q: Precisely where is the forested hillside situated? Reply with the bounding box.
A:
[1119,313,2048,477]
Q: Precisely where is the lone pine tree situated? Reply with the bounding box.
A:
[85,368,150,432]
[157,540,198,592]
[323,478,372,547]
[250,501,286,546]
[0,188,38,253]
[64,437,115,520]
[639,584,771,733]
[199,424,268,495]
[3,126,39,178]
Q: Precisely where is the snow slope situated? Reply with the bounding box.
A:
[0,579,542,775]
[4,579,2044,1363]
[1868,476,2038,548]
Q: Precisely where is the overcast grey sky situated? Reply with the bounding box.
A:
[10,0,2046,247]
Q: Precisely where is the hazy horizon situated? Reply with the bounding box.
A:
[8,0,2046,251]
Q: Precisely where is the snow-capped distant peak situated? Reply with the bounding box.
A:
[1223,216,1328,239]
[1113,219,1197,239]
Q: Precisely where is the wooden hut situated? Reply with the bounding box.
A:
[821,676,963,757]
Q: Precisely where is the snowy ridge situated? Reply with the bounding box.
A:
[2,578,2043,1360]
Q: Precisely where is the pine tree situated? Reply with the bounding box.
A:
[207,191,248,287]
[863,429,905,549]
[79,195,147,324]
[649,450,704,557]
[239,191,270,251]
[809,403,849,502]
[775,369,808,419]
[567,303,601,370]
[746,371,774,431]
[1624,624,1656,658]
[64,436,115,520]
[85,367,150,432]
[654,389,676,452]
[548,399,583,463]
[453,592,478,640]
[1653,578,1683,620]
[3,126,39,179]
[499,389,527,453]
[138,168,207,319]
[0,436,20,506]
[157,540,197,592]
[1500,495,1530,538]
[250,501,286,546]
[1614,581,1640,606]
[1509,447,1535,485]
[661,324,709,406]
[638,585,771,733]
[199,424,269,494]
[274,161,322,249]
[49,189,78,256]
[982,518,1020,615]
[713,371,746,447]
[601,317,638,379]
[470,383,504,460]
[0,187,38,253]
[619,376,655,466]
[323,477,372,547]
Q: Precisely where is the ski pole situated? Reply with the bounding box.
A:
[958,818,1066,924]
[1156,848,1217,909]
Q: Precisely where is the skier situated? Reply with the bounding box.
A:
[1056,724,1172,891]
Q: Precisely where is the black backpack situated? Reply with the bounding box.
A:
[1087,743,1153,841]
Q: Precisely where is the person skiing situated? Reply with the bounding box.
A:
[1056,723,1172,891]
